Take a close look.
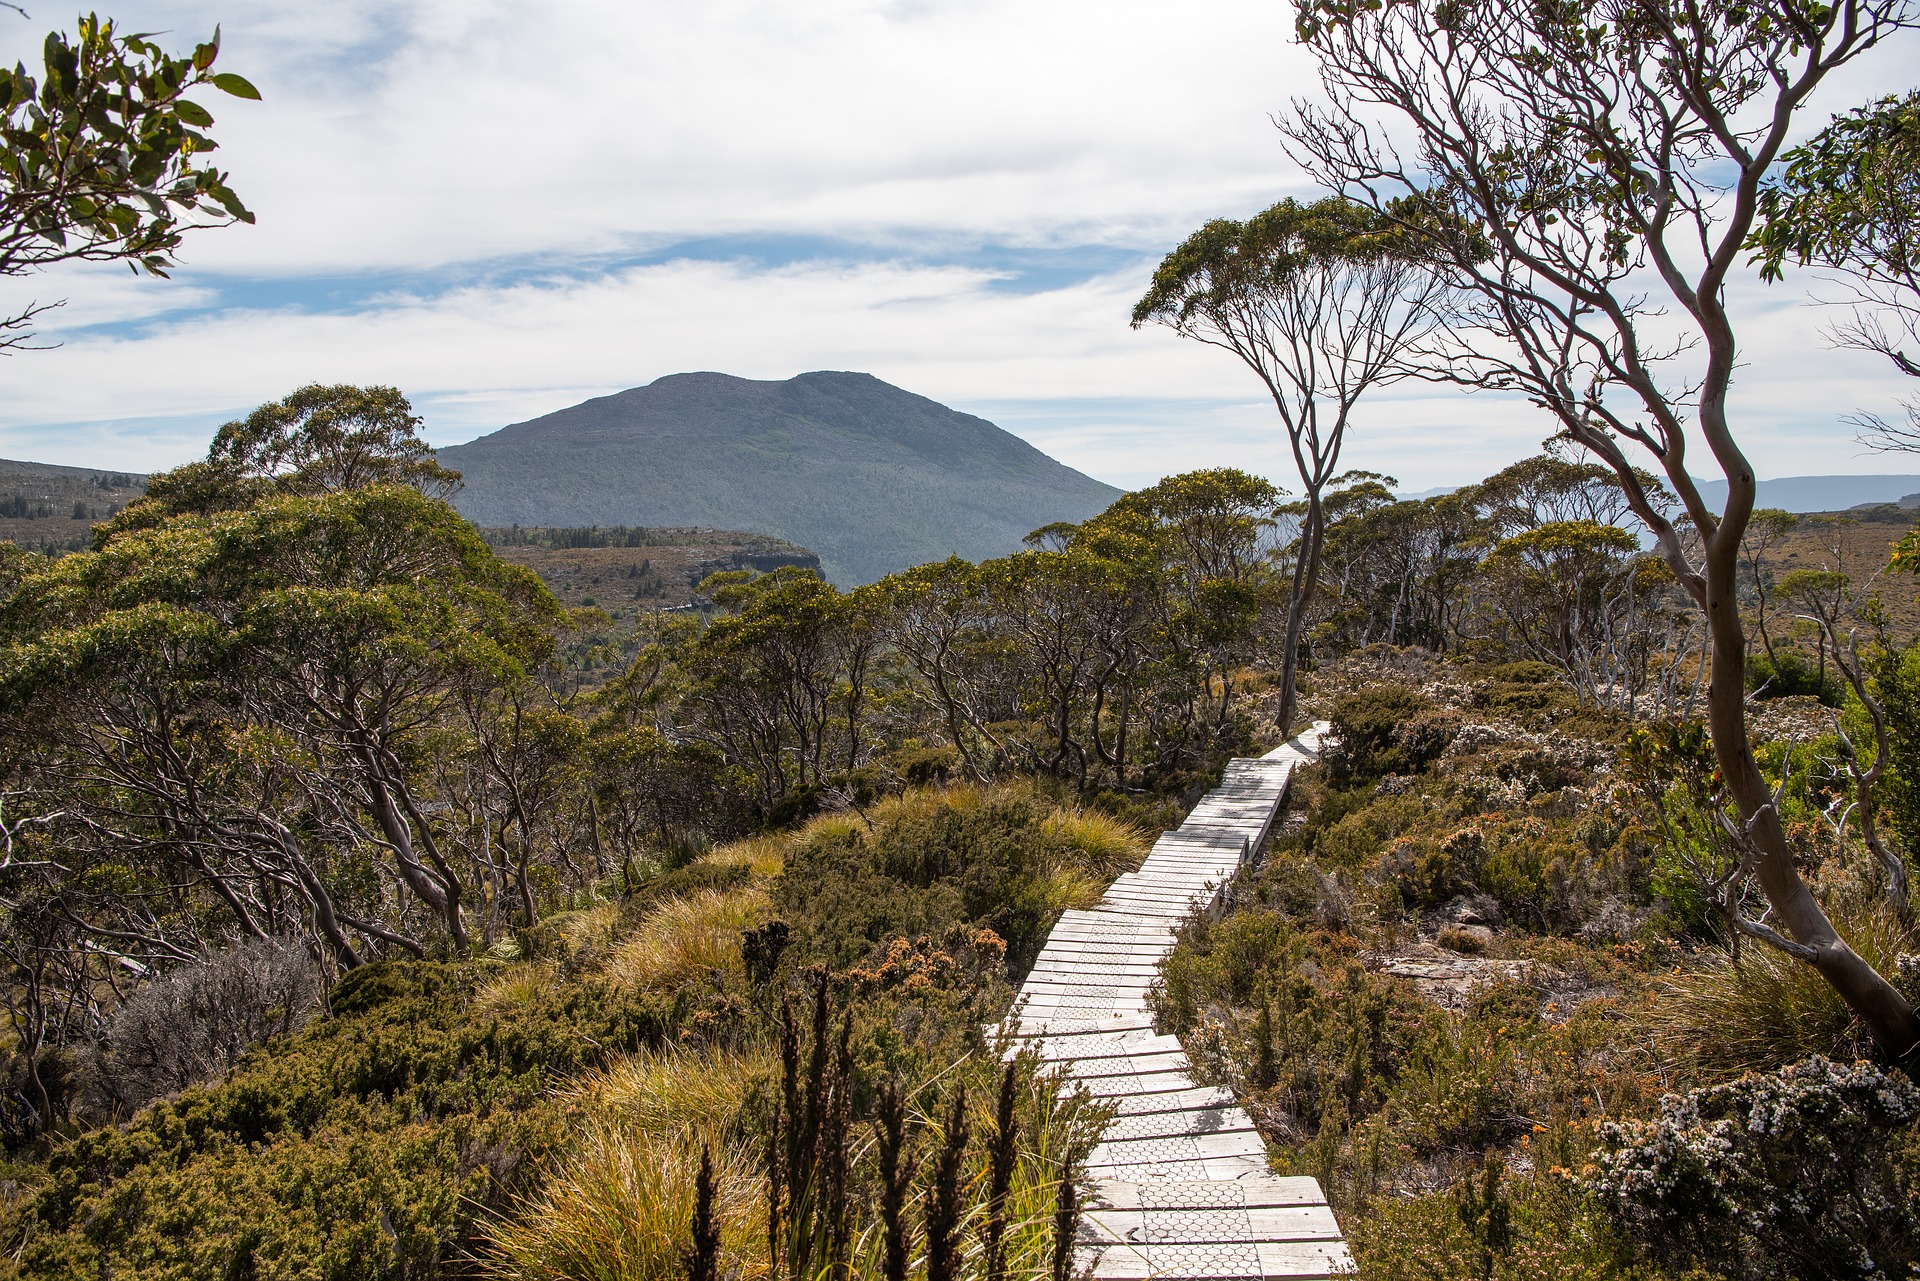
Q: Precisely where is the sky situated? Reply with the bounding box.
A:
[0,0,1916,492]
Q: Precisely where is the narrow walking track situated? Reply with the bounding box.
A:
[1003,726,1353,1279]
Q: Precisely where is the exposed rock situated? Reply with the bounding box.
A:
[1440,893,1503,928]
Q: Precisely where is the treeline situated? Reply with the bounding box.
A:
[0,495,126,521]
[0,385,1880,1141]
[482,524,810,553]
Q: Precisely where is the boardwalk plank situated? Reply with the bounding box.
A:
[1007,726,1348,1277]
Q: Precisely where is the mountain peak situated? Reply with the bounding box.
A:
[438,372,1120,584]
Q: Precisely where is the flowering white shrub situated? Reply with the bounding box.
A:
[1587,1056,1920,1279]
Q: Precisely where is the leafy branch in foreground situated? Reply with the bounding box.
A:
[1752,89,1920,452]
[0,14,258,349]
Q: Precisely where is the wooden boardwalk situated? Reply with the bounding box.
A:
[1004,727,1353,1279]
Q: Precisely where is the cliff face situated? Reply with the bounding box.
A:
[438,371,1122,584]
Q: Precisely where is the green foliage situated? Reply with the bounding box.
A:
[1751,90,1920,286]
[0,16,255,286]
[1744,648,1844,705]
[203,384,461,501]
[1324,684,1439,782]
[1351,1177,1645,1281]
[4,961,680,1279]
[774,785,1135,975]
[1874,638,1920,860]
[1131,195,1433,329]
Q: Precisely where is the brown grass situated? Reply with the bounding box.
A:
[487,1122,768,1280]
[603,885,770,990]
[1642,903,1918,1074]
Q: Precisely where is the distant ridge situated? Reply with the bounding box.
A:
[437,371,1123,584]
[1400,474,1920,514]
[1693,474,1920,513]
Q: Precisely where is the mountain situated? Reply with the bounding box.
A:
[1691,474,1920,513]
[437,371,1124,584]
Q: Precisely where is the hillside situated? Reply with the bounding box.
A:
[436,371,1123,584]
[0,459,145,554]
[479,525,819,616]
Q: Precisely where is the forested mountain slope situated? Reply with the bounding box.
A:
[437,371,1122,584]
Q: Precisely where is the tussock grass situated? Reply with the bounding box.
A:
[491,1044,774,1279]
[487,1122,767,1281]
[1040,805,1148,878]
[473,959,561,1014]
[555,900,623,953]
[603,885,770,990]
[701,833,786,879]
[575,1043,774,1138]
[1644,904,1919,1074]
[1035,866,1107,912]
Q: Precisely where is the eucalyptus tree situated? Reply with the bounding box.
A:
[1133,197,1451,735]
[206,383,462,499]
[0,16,256,350]
[867,557,1007,782]
[1476,521,1663,708]
[0,484,564,965]
[1286,0,1920,1057]
[1473,455,1662,540]
[1087,469,1281,745]
[665,567,875,807]
[975,549,1117,784]
[1318,483,1486,651]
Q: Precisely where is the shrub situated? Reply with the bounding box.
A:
[1746,649,1844,706]
[1351,1176,1642,1281]
[9,961,678,1278]
[1470,662,1580,725]
[96,936,321,1115]
[1588,1056,1920,1279]
[1327,685,1434,782]
[772,784,1125,976]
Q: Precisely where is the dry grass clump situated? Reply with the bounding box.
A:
[473,959,561,1014]
[1034,866,1107,912]
[1041,805,1148,878]
[1033,802,1148,911]
[603,885,771,990]
[575,1043,774,1137]
[555,900,623,953]
[701,833,787,879]
[487,1121,766,1281]
[491,1044,773,1279]
[1643,904,1918,1074]
[867,782,991,827]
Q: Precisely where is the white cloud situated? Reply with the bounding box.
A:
[0,0,1313,273]
[4,250,1911,488]
[0,1,1914,490]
